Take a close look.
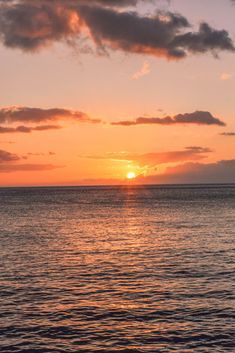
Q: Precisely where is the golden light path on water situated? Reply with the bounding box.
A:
[0,185,234,352]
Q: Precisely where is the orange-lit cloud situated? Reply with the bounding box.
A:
[0,1,234,60]
[132,61,151,80]
[85,146,212,166]
[137,159,235,184]
[79,159,235,185]
[0,163,60,173]
[111,111,226,127]
[220,132,235,136]
[220,72,233,80]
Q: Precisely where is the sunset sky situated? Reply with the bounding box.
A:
[0,0,235,186]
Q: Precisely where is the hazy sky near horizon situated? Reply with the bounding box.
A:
[0,0,235,185]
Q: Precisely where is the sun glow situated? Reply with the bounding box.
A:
[127,172,136,180]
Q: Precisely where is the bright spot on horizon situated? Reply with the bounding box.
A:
[127,172,136,180]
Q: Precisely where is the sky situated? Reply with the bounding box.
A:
[0,0,235,186]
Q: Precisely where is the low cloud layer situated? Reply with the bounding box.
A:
[87,146,212,166]
[138,159,235,184]
[220,132,235,136]
[0,163,59,173]
[0,148,60,173]
[0,125,62,133]
[111,111,226,127]
[0,0,234,59]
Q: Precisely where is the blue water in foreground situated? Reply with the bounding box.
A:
[0,185,235,353]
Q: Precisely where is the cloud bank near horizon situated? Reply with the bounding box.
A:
[137,159,235,184]
[0,0,234,60]
[86,146,212,166]
[79,159,235,185]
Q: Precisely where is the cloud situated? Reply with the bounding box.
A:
[0,124,62,133]
[132,61,151,80]
[86,146,212,166]
[0,0,234,60]
[220,132,235,136]
[0,148,61,172]
[0,106,101,133]
[137,159,235,184]
[0,163,60,173]
[220,72,233,80]
[0,149,19,162]
[111,111,226,127]
[0,106,100,124]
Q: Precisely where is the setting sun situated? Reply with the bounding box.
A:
[127,172,136,180]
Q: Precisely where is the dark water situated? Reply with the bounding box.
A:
[0,185,235,353]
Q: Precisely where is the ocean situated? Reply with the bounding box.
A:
[0,185,234,352]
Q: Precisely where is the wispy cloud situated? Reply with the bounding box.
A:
[86,146,212,166]
[220,72,233,81]
[220,131,235,136]
[0,163,60,173]
[0,125,62,134]
[0,148,61,173]
[132,61,151,80]
[111,111,226,127]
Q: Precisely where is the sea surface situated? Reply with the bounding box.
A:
[0,185,235,353]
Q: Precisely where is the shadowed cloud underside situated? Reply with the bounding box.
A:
[0,0,234,60]
[111,111,226,126]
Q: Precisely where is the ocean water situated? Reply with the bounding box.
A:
[0,185,235,353]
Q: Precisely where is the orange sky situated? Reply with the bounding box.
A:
[0,0,235,186]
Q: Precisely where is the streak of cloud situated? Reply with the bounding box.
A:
[0,163,60,173]
[0,125,62,133]
[86,146,212,166]
[220,132,235,136]
[132,61,151,80]
[111,111,226,127]
[0,106,101,124]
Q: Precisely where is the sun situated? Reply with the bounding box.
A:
[126,171,136,180]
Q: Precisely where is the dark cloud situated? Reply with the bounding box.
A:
[137,159,235,184]
[86,146,212,166]
[0,124,62,133]
[111,111,226,127]
[80,0,139,7]
[220,132,235,136]
[0,0,234,59]
[0,148,19,162]
[0,106,100,124]
[79,6,234,59]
